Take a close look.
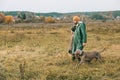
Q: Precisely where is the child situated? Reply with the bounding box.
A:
[68,16,87,61]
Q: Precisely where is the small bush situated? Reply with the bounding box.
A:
[45,16,55,23]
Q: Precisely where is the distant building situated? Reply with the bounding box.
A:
[116,16,120,20]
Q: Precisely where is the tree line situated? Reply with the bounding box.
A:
[0,10,120,24]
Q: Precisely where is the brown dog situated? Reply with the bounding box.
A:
[75,48,105,65]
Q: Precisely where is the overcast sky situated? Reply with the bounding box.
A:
[0,0,120,13]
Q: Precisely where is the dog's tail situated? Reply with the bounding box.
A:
[99,48,106,53]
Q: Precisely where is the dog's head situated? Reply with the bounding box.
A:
[80,51,84,56]
[75,50,84,57]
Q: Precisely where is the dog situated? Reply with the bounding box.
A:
[75,48,105,65]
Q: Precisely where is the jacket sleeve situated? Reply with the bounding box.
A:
[80,22,87,43]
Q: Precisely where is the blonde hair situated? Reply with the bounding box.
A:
[73,16,80,22]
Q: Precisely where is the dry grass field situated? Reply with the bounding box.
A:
[0,21,120,80]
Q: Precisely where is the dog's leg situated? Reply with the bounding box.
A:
[85,60,91,64]
[97,55,103,63]
[78,55,85,65]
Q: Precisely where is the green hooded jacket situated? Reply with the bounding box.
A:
[72,21,87,54]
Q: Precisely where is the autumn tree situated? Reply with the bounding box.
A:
[45,16,55,23]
